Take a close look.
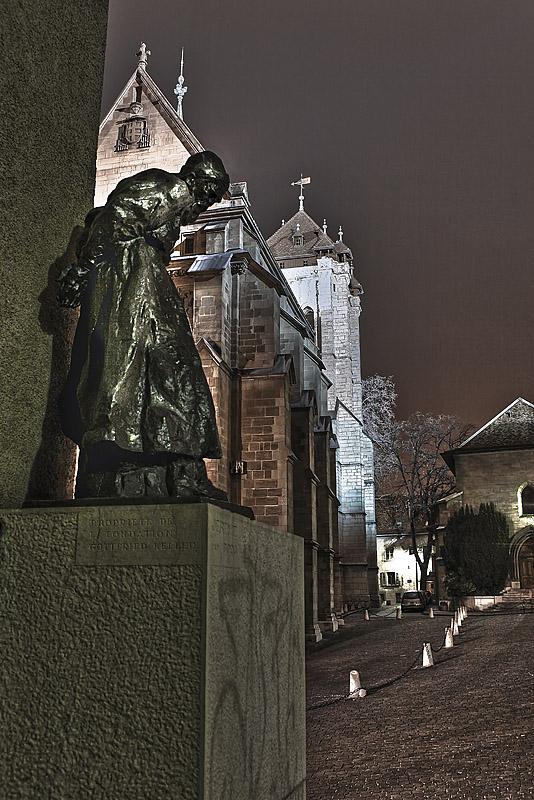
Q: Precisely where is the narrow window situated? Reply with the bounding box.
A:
[521,485,534,515]
[303,306,314,331]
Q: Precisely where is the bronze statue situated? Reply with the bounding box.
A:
[57,151,230,499]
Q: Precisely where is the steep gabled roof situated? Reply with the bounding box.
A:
[313,232,336,252]
[442,398,534,472]
[267,210,323,258]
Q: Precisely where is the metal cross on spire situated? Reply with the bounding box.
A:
[290,174,311,211]
[136,42,151,70]
[174,47,188,120]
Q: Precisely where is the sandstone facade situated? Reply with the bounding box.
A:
[88,53,377,637]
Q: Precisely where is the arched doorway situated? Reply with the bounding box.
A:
[519,539,534,589]
[510,527,534,586]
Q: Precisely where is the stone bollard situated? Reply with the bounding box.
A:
[396,607,402,620]
[429,607,434,619]
[349,670,367,698]
[422,642,434,667]
[443,627,454,648]
[364,609,370,621]
[451,616,459,636]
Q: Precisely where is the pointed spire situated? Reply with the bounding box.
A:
[323,219,328,235]
[338,225,343,242]
[290,175,311,211]
[174,47,188,120]
[136,42,151,71]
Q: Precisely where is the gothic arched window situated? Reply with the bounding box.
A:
[303,306,315,331]
[520,485,534,516]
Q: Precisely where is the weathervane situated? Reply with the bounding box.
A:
[136,42,151,71]
[174,47,188,120]
[290,174,311,211]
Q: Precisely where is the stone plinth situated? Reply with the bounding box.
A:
[0,502,306,800]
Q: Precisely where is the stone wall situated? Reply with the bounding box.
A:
[1,0,109,507]
[0,502,306,800]
[241,374,292,531]
[95,80,193,207]
[454,449,534,537]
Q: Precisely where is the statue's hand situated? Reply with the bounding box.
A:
[56,261,90,308]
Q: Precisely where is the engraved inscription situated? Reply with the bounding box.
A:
[76,507,203,566]
[209,511,245,568]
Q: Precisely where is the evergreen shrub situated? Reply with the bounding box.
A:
[442,503,510,596]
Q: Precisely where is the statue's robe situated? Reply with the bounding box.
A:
[59,169,221,461]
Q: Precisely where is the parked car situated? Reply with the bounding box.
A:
[401,590,428,612]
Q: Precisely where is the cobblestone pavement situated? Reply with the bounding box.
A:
[306,610,534,799]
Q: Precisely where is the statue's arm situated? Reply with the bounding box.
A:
[56,256,92,309]
[56,207,104,308]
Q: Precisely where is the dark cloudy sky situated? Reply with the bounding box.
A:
[101,0,534,427]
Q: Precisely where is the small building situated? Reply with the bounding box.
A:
[377,531,427,605]
[437,397,534,597]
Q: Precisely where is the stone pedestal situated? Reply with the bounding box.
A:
[0,502,306,800]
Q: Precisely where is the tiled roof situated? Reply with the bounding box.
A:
[313,233,336,251]
[451,398,534,456]
[267,211,324,259]
[334,240,352,255]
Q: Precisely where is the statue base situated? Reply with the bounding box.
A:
[0,502,306,799]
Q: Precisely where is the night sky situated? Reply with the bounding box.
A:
[101,0,534,427]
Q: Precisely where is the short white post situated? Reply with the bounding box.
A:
[364,609,370,621]
[429,607,434,619]
[456,610,462,628]
[396,607,402,620]
[451,616,459,636]
[349,670,367,698]
[422,642,434,667]
[443,627,454,648]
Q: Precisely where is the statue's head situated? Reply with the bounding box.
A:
[180,151,230,208]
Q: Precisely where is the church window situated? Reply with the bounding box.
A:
[303,260,308,266]
[520,485,534,515]
[303,306,315,331]
[384,546,394,561]
[280,262,285,268]
[293,235,303,246]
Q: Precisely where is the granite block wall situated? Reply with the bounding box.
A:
[1,0,109,507]
[0,503,306,800]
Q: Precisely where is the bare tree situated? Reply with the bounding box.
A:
[378,413,473,591]
[361,375,397,479]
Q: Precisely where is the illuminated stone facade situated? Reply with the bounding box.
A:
[93,55,378,638]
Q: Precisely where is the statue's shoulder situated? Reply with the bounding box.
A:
[109,168,182,200]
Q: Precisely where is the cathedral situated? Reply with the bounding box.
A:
[94,44,379,637]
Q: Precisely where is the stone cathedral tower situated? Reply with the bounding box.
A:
[268,196,379,606]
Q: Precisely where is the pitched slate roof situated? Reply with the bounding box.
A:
[267,210,323,258]
[312,232,336,252]
[442,398,534,471]
[334,239,352,256]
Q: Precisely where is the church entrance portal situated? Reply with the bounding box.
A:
[519,539,534,589]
